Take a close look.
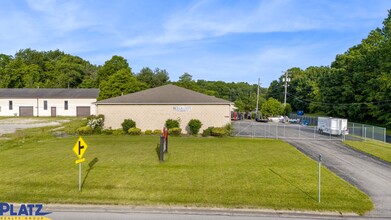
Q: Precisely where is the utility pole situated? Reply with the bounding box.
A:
[255,78,260,118]
[283,71,290,106]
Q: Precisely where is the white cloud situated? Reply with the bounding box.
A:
[25,0,103,34]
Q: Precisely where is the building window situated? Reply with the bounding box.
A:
[64,101,68,110]
[9,101,13,110]
[44,100,48,110]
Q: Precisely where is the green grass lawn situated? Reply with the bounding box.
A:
[344,140,391,163]
[0,125,373,215]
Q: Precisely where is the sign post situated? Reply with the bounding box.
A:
[159,135,164,162]
[318,154,322,203]
[73,136,88,192]
[163,127,168,153]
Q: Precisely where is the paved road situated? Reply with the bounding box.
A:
[284,140,391,218]
[45,205,369,220]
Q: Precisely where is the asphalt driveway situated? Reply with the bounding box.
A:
[284,139,391,217]
[233,121,391,217]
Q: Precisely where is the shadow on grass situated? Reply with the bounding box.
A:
[82,157,99,189]
[156,144,160,160]
[269,168,317,202]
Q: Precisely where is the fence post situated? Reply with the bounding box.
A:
[372,126,374,140]
[251,122,254,138]
[264,123,266,138]
[352,123,355,137]
[364,127,367,141]
[362,124,364,139]
[384,128,386,143]
[318,155,322,203]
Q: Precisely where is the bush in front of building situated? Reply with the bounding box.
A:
[112,129,125,135]
[122,119,136,132]
[102,127,114,135]
[188,119,202,135]
[86,114,105,133]
[202,127,214,137]
[224,123,232,136]
[144,130,153,135]
[165,119,180,129]
[168,127,182,136]
[76,126,93,135]
[153,129,162,135]
[128,127,142,135]
[211,127,229,137]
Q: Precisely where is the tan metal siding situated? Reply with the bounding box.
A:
[97,104,231,132]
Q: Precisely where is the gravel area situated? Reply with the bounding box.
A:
[0,118,68,136]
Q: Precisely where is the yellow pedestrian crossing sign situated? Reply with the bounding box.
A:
[73,136,88,159]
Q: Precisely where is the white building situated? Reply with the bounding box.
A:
[0,88,99,117]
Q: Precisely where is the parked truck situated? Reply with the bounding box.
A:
[317,117,349,135]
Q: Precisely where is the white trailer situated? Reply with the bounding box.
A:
[317,117,349,135]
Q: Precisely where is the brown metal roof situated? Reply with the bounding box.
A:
[0,88,99,99]
[96,84,231,105]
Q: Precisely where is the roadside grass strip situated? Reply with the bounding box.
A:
[0,135,373,215]
[344,140,391,163]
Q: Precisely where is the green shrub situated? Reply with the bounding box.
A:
[224,123,232,136]
[165,119,180,129]
[128,127,142,135]
[76,126,93,135]
[168,127,182,136]
[202,127,214,137]
[211,127,228,137]
[86,114,105,133]
[102,128,113,135]
[153,129,162,135]
[121,119,136,132]
[112,129,125,135]
[188,119,202,135]
[145,130,153,135]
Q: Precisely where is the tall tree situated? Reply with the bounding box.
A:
[136,67,170,88]
[176,73,198,90]
[97,55,130,85]
[261,98,284,117]
[98,69,148,100]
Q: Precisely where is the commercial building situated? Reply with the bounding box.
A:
[0,88,99,117]
[95,84,232,132]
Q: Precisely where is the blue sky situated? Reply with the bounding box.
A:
[1,0,391,87]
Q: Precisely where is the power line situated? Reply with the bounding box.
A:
[286,92,391,107]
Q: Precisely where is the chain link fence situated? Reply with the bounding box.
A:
[232,121,345,141]
[234,114,388,143]
[348,122,386,142]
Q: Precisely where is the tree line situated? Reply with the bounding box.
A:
[267,10,391,127]
[0,49,264,110]
[2,10,391,127]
